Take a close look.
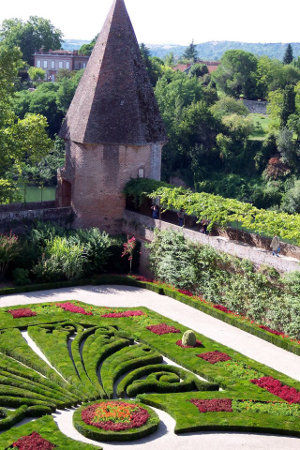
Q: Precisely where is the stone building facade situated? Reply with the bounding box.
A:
[57,0,166,233]
[34,50,89,81]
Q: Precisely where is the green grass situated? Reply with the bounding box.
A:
[248,113,272,140]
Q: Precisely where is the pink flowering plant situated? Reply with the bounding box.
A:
[122,236,136,274]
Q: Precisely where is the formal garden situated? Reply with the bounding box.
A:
[0,297,299,449]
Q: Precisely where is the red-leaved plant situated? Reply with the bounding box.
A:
[7,308,37,319]
[12,431,55,449]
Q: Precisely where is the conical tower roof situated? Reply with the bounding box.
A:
[60,0,166,145]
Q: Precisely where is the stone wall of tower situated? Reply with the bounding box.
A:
[57,139,163,233]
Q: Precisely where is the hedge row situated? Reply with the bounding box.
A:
[0,406,27,431]
[28,322,94,400]
[100,343,163,399]
[0,328,73,391]
[117,363,218,398]
[82,328,132,399]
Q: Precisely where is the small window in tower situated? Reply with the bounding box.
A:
[138,168,145,178]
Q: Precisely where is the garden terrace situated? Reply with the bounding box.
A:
[123,178,300,259]
[0,292,299,449]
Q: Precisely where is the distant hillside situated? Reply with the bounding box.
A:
[63,39,300,61]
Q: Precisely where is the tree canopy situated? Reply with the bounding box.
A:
[0,43,51,202]
[212,50,258,99]
[0,17,63,65]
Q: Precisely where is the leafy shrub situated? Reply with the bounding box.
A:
[32,236,86,281]
[0,232,20,280]
[68,228,112,275]
[147,229,300,339]
[12,268,31,286]
[148,229,197,289]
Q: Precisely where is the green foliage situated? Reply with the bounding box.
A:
[147,229,197,289]
[283,44,294,65]
[146,229,300,339]
[0,415,98,449]
[282,179,300,213]
[0,16,63,65]
[189,63,208,78]
[127,178,300,243]
[0,233,20,280]
[78,34,98,56]
[0,43,51,201]
[28,66,45,85]
[140,43,164,86]
[212,50,258,99]
[281,84,296,126]
[277,128,300,170]
[12,268,31,286]
[210,96,249,120]
[181,40,198,63]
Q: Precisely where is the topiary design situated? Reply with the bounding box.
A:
[182,330,196,347]
[0,300,299,447]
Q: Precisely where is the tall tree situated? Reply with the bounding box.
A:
[283,44,294,65]
[182,40,198,63]
[0,43,51,202]
[212,50,258,99]
[280,84,296,127]
[0,17,63,65]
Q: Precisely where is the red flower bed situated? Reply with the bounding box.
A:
[197,351,231,364]
[81,401,149,431]
[177,289,194,297]
[56,303,92,316]
[176,339,203,348]
[250,377,300,403]
[12,432,55,449]
[213,304,233,314]
[132,275,154,283]
[259,325,284,337]
[190,398,232,413]
[146,323,181,335]
[7,308,37,319]
[101,310,145,318]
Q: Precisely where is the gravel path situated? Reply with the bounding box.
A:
[1,285,299,449]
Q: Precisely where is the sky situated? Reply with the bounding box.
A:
[1,0,299,45]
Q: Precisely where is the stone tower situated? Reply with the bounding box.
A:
[57,0,166,232]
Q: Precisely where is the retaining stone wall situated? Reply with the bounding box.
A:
[123,210,300,274]
[243,99,267,114]
[0,205,73,234]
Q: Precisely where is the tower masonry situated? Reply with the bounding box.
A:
[57,0,166,232]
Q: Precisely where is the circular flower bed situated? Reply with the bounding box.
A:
[73,400,159,442]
